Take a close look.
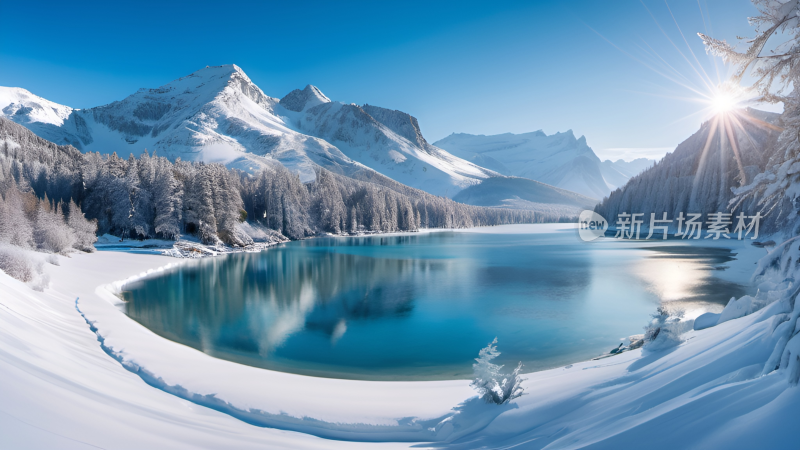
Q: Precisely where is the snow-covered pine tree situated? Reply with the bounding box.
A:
[67,199,97,252]
[311,168,346,234]
[470,337,525,405]
[151,157,182,240]
[211,164,251,246]
[125,154,152,239]
[185,165,218,244]
[349,205,358,233]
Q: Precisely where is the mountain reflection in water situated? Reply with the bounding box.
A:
[122,228,746,380]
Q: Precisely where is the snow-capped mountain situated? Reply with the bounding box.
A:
[434,131,653,199]
[0,66,362,180]
[278,84,331,112]
[282,100,497,197]
[0,65,498,198]
[0,87,76,146]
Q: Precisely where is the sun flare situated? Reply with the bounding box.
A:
[711,91,737,114]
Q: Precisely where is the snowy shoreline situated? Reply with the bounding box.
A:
[3,225,799,448]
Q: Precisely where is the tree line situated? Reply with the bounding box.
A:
[0,118,551,249]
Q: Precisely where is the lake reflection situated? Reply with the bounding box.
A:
[122,226,747,380]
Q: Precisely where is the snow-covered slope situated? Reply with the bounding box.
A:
[0,251,412,449]
[0,87,78,147]
[435,131,651,199]
[278,98,497,197]
[0,66,502,198]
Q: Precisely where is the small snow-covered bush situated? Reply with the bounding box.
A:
[30,272,50,292]
[471,338,525,405]
[643,306,694,351]
[0,244,36,282]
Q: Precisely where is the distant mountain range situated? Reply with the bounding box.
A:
[0,64,654,214]
[434,132,655,198]
[599,158,655,191]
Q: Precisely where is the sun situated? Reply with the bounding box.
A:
[711,91,737,114]
[708,85,746,116]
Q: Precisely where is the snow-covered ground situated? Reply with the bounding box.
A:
[2,228,799,448]
[0,251,415,449]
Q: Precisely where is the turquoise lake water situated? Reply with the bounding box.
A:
[121,225,746,380]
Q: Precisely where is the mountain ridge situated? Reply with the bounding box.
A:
[596,108,783,232]
[0,65,500,198]
[1,64,606,214]
[433,130,655,199]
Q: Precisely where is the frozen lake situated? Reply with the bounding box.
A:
[121,224,747,380]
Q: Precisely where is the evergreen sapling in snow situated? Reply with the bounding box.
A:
[471,337,525,405]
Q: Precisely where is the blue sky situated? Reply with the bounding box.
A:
[0,0,767,161]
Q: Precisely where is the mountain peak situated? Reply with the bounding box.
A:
[279,84,331,112]
[180,64,250,84]
[303,85,330,101]
[361,104,429,149]
[0,86,73,127]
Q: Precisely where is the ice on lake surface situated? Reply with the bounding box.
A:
[121,225,747,380]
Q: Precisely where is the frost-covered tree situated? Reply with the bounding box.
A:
[0,185,34,248]
[211,164,251,246]
[67,199,97,252]
[33,194,76,254]
[151,158,182,239]
[701,1,800,230]
[470,338,525,405]
[183,164,218,244]
[125,155,152,239]
[311,169,346,234]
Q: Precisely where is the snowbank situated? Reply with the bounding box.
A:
[3,233,800,448]
[0,252,410,449]
[80,255,473,441]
